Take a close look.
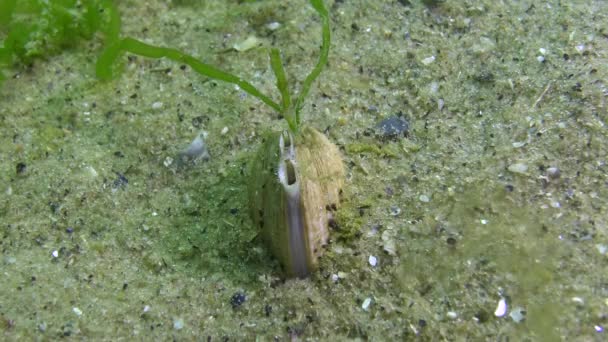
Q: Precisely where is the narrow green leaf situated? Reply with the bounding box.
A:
[294,0,330,128]
[101,0,121,42]
[269,48,293,128]
[0,0,17,27]
[102,36,282,112]
[95,41,122,80]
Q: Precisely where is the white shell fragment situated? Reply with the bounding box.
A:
[266,22,281,30]
[508,163,528,174]
[173,318,184,330]
[494,298,507,317]
[368,255,378,267]
[421,56,435,65]
[179,131,210,163]
[509,307,526,323]
[362,297,373,311]
[382,229,397,256]
[512,141,526,148]
[233,36,260,52]
[571,297,585,306]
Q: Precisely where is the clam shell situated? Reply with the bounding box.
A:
[249,126,344,277]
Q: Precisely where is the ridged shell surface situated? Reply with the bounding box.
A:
[249,126,344,277]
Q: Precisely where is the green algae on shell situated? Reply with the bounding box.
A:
[249,126,344,278]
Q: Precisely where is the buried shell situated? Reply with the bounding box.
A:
[249,126,344,278]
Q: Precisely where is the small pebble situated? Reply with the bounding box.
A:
[16,162,27,175]
[419,194,430,203]
[179,131,210,163]
[447,311,458,319]
[361,297,372,311]
[509,307,526,323]
[233,36,260,52]
[173,318,184,330]
[596,244,607,255]
[494,298,507,317]
[112,173,129,190]
[52,250,59,258]
[437,98,445,111]
[84,165,98,178]
[571,297,584,306]
[152,102,163,109]
[231,292,247,308]
[221,126,229,135]
[376,116,409,139]
[547,167,560,179]
[368,255,378,267]
[331,274,339,282]
[389,206,401,216]
[266,22,281,30]
[421,56,435,65]
[508,163,528,174]
[73,307,83,316]
[383,237,397,256]
[143,305,151,313]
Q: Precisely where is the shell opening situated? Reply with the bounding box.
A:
[284,159,297,185]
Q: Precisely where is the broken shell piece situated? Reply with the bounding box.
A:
[233,36,261,52]
[178,131,210,165]
[249,127,345,278]
[494,298,508,317]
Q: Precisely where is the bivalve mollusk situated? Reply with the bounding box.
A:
[249,126,344,278]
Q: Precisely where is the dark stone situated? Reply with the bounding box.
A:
[16,162,27,175]
[230,292,246,308]
[376,115,409,139]
[113,173,128,189]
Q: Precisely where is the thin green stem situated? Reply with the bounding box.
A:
[294,0,330,129]
[269,48,295,132]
